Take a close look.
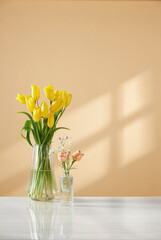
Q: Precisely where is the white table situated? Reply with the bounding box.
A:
[0,197,161,240]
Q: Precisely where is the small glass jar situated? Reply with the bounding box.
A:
[60,170,73,204]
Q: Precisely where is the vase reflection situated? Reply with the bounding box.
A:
[27,200,74,240]
[59,205,74,239]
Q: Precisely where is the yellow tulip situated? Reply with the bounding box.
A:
[57,99,65,111]
[26,96,35,112]
[33,107,41,122]
[50,98,61,113]
[44,84,55,101]
[54,89,59,100]
[47,113,54,128]
[60,90,67,102]
[31,85,40,101]
[41,101,48,118]
[25,94,31,101]
[16,94,26,104]
[50,97,64,113]
[54,90,66,110]
[65,94,72,107]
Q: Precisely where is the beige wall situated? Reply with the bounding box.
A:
[0,0,161,196]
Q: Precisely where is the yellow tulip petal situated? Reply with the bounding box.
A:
[54,89,59,100]
[31,85,40,101]
[25,94,32,101]
[47,113,54,128]
[41,101,48,118]
[65,94,72,107]
[44,84,55,101]
[48,84,54,90]
[16,94,26,104]
[59,90,67,102]
[55,100,65,112]
[33,107,41,122]
[50,97,62,113]
[26,96,35,112]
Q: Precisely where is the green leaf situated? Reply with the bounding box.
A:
[41,118,48,142]
[42,126,70,146]
[31,129,38,143]
[20,120,33,147]
[18,111,39,144]
[53,126,70,132]
[48,126,70,145]
[54,110,62,122]
[37,120,42,139]
[54,108,66,126]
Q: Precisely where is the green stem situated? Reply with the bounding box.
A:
[70,160,76,170]
[36,123,41,145]
[43,118,46,129]
[41,128,52,146]
[55,107,66,126]
[30,145,56,199]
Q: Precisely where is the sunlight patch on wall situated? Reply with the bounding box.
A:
[73,135,110,194]
[118,70,153,119]
[119,114,155,165]
[60,92,111,142]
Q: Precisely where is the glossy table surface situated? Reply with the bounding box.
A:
[0,197,161,240]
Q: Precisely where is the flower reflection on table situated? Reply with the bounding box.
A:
[27,199,74,240]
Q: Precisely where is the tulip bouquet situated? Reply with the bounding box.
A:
[56,135,84,176]
[16,84,72,200]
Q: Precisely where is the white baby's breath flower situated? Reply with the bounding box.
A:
[60,146,64,151]
[56,146,62,152]
[67,149,71,153]
[69,142,72,146]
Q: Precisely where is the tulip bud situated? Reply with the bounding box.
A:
[33,107,41,122]
[72,150,84,161]
[26,96,35,112]
[41,101,48,118]
[65,94,72,107]
[44,84,55,101]
[31,85,40,101]
[16,94,26,104]
[58,152,69,163]
[47,113,54,128]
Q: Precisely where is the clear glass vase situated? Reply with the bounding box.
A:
[60,170,73,204]
[27,144,58,201]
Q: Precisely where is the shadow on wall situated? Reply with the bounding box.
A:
[0,70,161,196]
[72,70,161,196]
